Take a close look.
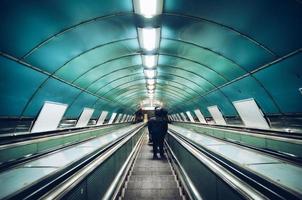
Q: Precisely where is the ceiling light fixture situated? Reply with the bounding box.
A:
[133,0,163,18]
[147,85,155,90]
[146,79,156,85]
[144,69,157,79]
[138,28,160,51]
[142,54,158,68]
[148,89,155,94]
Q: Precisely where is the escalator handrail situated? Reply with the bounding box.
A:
[40,124,145,200]
[168,130,269,200]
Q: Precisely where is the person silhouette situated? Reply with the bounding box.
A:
[147,107,168,159]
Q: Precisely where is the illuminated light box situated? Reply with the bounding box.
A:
[233,98,270,129]
[186,111,195,122]
[133,0,163,18]
[138,28,161,51]
[115,113,123,123]
[31,101,68,133]
[121,114,127,123]
[208,106,227,125]
[97,111,109,125]
[176,113,183,121]
[180,112,188,121]
[108,113,117,124]
[76,108,94,128]
[194,109,207,123]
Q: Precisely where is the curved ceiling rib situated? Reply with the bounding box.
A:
[21,12,135,59]
[162,13,278,57]
[56,38,137,73]
[162,37,243,69]
[100,82,188,103]
[111,84,193,102]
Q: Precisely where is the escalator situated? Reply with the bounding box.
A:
[119,135,185,200]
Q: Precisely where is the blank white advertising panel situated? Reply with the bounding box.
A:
[186,111,195,122]
[233,98,270,129]
[194,109,207,123]
[31,101,68,133]
[180,112,188,121]
[115,114,123,123]
[76,108,94,128]
[108,113,117,124]
[97,111,109,125]
[121,114,127,122]
[208,106,227,125]
[176,114,183,121]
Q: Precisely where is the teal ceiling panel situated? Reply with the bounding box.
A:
[25,14,137,73]
[0,0,132,57]
[204,91,238,116]
[159,39,245,80]
[63,92,98,119]
[161,15,275,71]
[254,52,302,113]
[164,0,302,56]
[76,57,141,89]
[0,57,47,117]
[95,74,145,96]
[158,66,215,90]
[22,78,82,117]
[57,40,139,83]
[221,76,280,114]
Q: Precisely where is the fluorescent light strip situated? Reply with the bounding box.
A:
[142,55,158,69]
[138,28,160,51]
[144,69,157,79]
[147,85,155,90]
[146,79,156,85]
[133,0,163,18]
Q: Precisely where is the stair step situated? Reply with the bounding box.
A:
[127,180,178,189]
[123,188,182,200]
[129,175,176,182]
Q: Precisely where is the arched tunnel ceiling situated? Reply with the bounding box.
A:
[0,0,301,118]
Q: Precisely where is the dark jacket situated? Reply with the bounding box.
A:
[147,117,168,140]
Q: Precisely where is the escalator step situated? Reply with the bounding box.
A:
[123,188,182,200]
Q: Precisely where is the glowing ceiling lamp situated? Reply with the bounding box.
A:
[144,69,157,79]
[146,79,156,85]
[148,89,155,94]
[142,55,158,69]
[133,0,163,18]
[138,28,160,51]
[147,85,155,90]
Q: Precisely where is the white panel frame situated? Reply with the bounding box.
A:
[176,114,183,121]
[115,113,123,123]
[76,108,94,128]
[108,113,117,124]
[96,111,109,125]
[194,109,207,123]
[121,114,127,123]
[180,112,188,121]
[186,111,195,122]
[233,98,270,129]
[208,106,227,125]
[31,101,68,133]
